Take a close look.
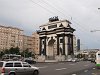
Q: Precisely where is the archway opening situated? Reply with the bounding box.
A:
[47,38,56,60]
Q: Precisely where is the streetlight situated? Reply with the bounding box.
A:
[90,9,100,32]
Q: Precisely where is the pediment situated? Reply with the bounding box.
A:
[59,23,63,27]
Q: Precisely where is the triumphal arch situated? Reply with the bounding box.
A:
[37,17,75,62]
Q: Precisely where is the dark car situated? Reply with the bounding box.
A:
[90,59,96,63]
[25,59,36,64]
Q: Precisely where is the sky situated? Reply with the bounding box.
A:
[0,0,100,49]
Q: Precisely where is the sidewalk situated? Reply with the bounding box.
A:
[45,60,57,63]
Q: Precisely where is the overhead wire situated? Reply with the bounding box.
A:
[39,0,100,44]
[29,0,100,48]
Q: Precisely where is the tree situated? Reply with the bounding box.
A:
[9,47,20,54]
[20,48,35,58]
[0,51,4,58]
[14,47,20,54]
[4,49,9,54]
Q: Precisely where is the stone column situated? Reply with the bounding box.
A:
[63,35,65,55]
[67,35,71,55]
[44,36,46,55]
[57,35,59,55]
[67,35,74,55]
[39,37,42,55]
[71,35,74,55]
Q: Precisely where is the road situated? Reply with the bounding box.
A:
[68,67,100,75]
[33,61,96,75]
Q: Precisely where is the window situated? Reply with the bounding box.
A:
[42,41,44,44]
[0,62,3,67]
[14,63,22,67]
[48,24,57,29]
[23,63,31,67]
[60,39,63,43]
[5,63,13,67]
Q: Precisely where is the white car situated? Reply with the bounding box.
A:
[72,58,79,62]
[0,61,39,75]
[67,58,72,62]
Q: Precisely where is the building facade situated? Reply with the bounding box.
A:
[0,25,34,53]
[0,25,23,51]
[32,32,39,55]
[23,35,33,52]
[37,17,75,61]
[73,35,77,55]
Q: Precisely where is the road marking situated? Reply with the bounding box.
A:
[38,66,48,69]
[84,70,88,72]
[93,68,95,70]
[91,73,95,75]
[72,74,77,75]
[56,68,67,70]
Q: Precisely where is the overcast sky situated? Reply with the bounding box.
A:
[0,0,100,49]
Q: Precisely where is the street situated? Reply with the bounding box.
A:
[33,61,96,75]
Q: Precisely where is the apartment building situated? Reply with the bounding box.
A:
[23,35,33,52]
[32,32,39,55]
[73,35,77,54]
[0,25,23,51]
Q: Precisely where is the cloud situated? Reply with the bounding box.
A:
[0,0,100,49]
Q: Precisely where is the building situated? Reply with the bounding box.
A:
[0,25,23,50]
[77,39,80,51]
[32,32,39,55]
[80,49,99,59]
[0,25,34,54]
[37,17,75,62]
[23,35,33,52]
[73,35,77,55]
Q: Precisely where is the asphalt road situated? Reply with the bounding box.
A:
[68,66,100,75]
[33,61,96,75]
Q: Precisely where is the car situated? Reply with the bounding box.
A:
[67,58,72,62]
[90,58,96,63]
[72,58,79,62]
[0,61,39,75]
[25,59,36,64]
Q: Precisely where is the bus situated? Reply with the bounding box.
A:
[95,51,100,68]
[2,54,22,61]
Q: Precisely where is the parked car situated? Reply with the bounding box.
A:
[90,58,96,63]
[0,61,39,75]
[25,59,36,64]
[72,58,79,62]
[67,58,73,62]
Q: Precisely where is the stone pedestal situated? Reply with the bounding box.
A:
[37,55,45,62]
[55,55,65,61]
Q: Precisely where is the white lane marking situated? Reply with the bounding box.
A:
[56,68,67,70]
[84,70,88,72]
[72,74,77,75]
[91,73,95,75]
[93,68,95,70]
[38,66,48,69]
